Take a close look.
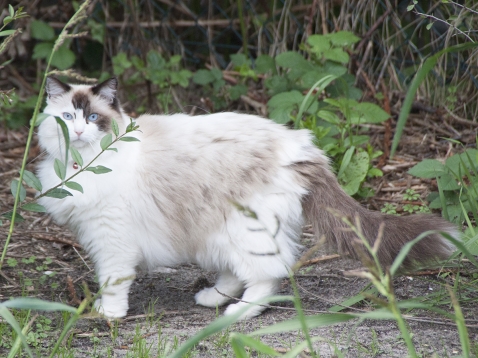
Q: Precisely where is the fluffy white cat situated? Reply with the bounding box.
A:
[37,77,456,319]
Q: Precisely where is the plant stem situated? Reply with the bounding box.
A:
[0,0,92,269]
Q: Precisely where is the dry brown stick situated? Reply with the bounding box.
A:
[300,254,341,267]
[30,233,82,249]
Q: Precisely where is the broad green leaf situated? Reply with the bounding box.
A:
[323,47,349,64]
[119,136,140,142]
[338,151,369,196]
[106,147,118,152]
[192,69,215,85]
[2,211,24,222]
[70,146,83,167]
[436,173,460,191]
[111,118,119,136]
[408,159,446,178]
[337,146,355,179]
[307,35,330,54]
[275,51,311,69]
[229,84,248,100]
[230,53,248,67]
[326,31,360,46]
[255,55,276,74]
[30,20,55,41]
[22,170,42,191]
[100,133,113,150]
[349,102,390,124]
[267,90,304,109]
[54,158,66,180]
[51,45,76,70]
[32,42,53,60]
[85,165,112,174]
[65,181,84,193]
[22,203,47,212]
[44,188,72,199]
[10,179,26,202]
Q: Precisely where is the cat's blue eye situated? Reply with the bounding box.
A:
[63,112,73,120]
[88,113,98,121]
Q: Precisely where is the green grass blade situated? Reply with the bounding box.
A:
[447,286,470,358]
[0,306,34,358]
[391,43,478,158]
[167,295,293,358]
[2,297,77,313]
[230,333,280,356]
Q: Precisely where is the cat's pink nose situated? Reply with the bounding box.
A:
[75,131,83,136]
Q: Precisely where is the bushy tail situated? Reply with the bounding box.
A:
[297,160,456,268]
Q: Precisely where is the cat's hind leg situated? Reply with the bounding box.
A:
[223,279,280,319]
[195,269,244,307]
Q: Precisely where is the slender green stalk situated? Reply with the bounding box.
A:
[237,0,248,56]
[0,0,92,269]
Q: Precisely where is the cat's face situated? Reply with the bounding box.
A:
[39,77,123,155]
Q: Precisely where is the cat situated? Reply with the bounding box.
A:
[36,76,456,319]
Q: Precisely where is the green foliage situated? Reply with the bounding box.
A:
[30,20,76,70]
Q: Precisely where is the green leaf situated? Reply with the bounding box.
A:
[11,179,26,202]
[65,181,83,193]
[22,203,47,213]
[23,170,42,191]
[229,84,248,100]
[51,45,76,70]
[408,159,446,178]
[111,118,119,137]
[30,112,50,126]
[70,147,83,167]
[55,117,70,165]
[317,110,340,124]
[275,51,311,69]
[32,42,53,60]
[326,31,360,46]
[100,133,113,150]
[307,35,331,54]
[54,158,66,180]
[192,69,216,85]
[436,173,460,191]
[119,136,140,142]
[106,147,118,152]
[2,211,24,222]
[338,151,370,195]
[255,55,276,74]
[85,165,112,174]
[230,53,249,67]
[30,20,55,41]
[349,102,390,124]
[323,47,349,63]
[0,30,15,37]
[44,188,73,199]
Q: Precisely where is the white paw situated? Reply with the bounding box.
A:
[195,287,229,307]
[223,302,265,320]
[93,298,128,318]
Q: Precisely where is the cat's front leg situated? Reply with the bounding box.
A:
[92,253,138,318]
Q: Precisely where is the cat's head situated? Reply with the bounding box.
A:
[39,77,125,155]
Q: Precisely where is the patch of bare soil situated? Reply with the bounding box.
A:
[1,112,477,357]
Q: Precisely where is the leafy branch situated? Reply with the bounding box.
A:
[0,0,93,269]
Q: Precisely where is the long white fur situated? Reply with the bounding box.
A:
[37,83,327,319]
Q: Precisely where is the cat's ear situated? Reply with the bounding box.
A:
[92,77,118,104]
[45,77,71,98]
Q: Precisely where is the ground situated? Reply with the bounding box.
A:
[0,111,477,357]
